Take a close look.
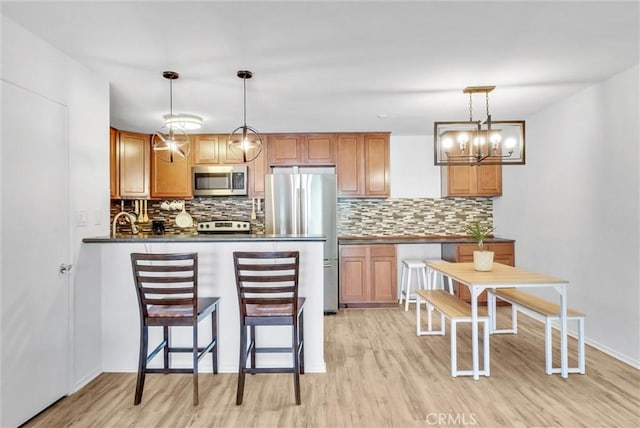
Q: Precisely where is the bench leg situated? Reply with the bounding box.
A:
[416,298,445,336]
[547,316,586,375]
[545,317,553,375]
[487,292,518,334]
[483,318,490,376]
[415,296,421,335]
[450,319,457,377]
[578,317,585,374]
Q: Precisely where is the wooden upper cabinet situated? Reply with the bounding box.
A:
[247,144,267,198]
[192,135,219,164]
[268,134,304,166]
[336,134,364,196]
[337,132,390,198]
[267,133,336,166]
[441,142,502,197]
[151,146,192,199]
[118,131,150,199]
[303,134,336,165]
[192,134,245,165]
[109,127,119,199]
[364,133,390,197]
[219,135,246,164]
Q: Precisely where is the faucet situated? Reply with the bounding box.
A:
[112,212,139,237]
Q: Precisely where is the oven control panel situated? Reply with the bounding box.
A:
[197,220,251,234]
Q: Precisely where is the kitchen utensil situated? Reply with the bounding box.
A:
[175,201,193,228]
[128,200,137,223]
[141,200,148,223]
[134,200,139,216]
[161,200,171,211]
[152,220,165,235]
[251,198,257,220]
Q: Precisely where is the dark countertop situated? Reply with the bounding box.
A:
[83,233,327,244]
[338,235,515,245]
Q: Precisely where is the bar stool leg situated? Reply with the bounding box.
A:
[404,267,414,312]
[236,324,247,405]
[399,263,407,305]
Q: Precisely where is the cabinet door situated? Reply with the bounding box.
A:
[364,133,390,197]
[370,245,397,303]
[151,147,192,198]
[219,134,246,164]
[336,134,364,196]
[443,165,476,196]
[442,162,502,197]
[339,246,368,304]
[304,134,336,165]
[192,135,219,164]
[476,165,502,196]
[248,144,267,197]
[109,127,119,199]
[268,134,303,166]
[119,131,150,198]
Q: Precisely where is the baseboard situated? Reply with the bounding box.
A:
[515,310,640,369]
[72,368,101,393]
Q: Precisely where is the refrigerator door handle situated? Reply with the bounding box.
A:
[299,184,307,234]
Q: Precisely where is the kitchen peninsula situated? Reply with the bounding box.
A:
[82,234,326,373]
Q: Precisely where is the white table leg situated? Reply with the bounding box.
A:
[471,286,480,380]
[557,283,568,378]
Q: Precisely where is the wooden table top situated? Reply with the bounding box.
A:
[426,262,567,286]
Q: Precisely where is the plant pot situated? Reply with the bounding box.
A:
[473,250,494,272]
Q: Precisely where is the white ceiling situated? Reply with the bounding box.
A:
[2,1,638,136]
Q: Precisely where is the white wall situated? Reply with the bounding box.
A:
[1,16,110,391]
[390,135,441,198]
[494,65,640,367]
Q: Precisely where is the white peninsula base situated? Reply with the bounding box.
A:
[93,238,326,374]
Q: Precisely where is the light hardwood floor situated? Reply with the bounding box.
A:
[25,307,639,427]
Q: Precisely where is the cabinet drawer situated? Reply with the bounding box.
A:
[340,245,367,258]
[370,245,395,258]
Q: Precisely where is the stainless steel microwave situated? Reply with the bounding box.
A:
[192,165,248,196]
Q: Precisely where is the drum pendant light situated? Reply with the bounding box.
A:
[227,70,263,163]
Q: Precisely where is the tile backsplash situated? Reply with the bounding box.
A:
[111,197,491,236]
[337,197,493,237]
[111,198,265,235]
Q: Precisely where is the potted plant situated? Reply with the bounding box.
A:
[466,221,496,271]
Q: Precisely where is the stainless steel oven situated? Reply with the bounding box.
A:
[192,165,247,196]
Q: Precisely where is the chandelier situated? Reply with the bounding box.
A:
[153,71,202,163]
[227,70,263,163]
[434,86,525,165]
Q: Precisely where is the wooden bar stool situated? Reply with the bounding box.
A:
[399,259,428,311]
[130,252,220,406]
[233,251,305,405]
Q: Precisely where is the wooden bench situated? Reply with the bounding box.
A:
[416,290,490,377]
[488,288,585,375]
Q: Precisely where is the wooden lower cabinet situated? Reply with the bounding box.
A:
[339,244,397,307]
[441,242,515,303]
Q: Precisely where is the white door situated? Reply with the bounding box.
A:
[1,81,71,427]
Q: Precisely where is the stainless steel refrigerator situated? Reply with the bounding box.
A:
[264,167,338,314]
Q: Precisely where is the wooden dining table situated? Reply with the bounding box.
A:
[425,261,570,380]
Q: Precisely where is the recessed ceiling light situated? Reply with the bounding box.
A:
[377,113,388,119]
